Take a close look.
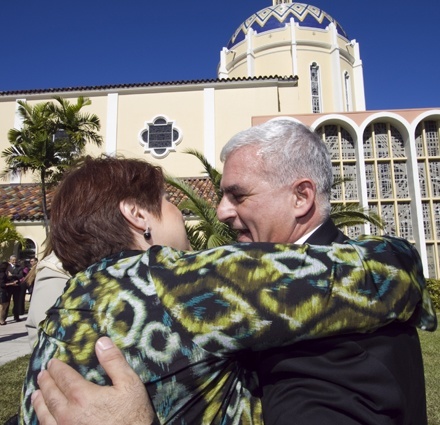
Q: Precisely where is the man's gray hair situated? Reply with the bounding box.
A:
[220,119,333,216]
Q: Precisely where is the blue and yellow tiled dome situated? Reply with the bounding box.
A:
[227,2,348,49]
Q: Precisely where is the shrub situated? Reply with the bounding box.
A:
[426,278,440,311]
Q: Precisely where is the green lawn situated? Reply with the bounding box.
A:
[1,327,439,424]
[419,327,440,425]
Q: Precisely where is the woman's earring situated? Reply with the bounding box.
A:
[144,227,151,241]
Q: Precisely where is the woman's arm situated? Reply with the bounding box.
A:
[149,235,436,353]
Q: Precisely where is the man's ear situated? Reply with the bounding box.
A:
[119,199,149,232]
[292,179,316,218]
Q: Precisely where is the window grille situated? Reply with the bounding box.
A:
[425,121,440,156]
[363,126,374,159]
[415,124,425,156]
[398,203,413,239]
[381,203,397,235]
[378,163,393,198]
[343,164,358,199]
[418,162,428,197]
[394,162,409,198]
[435,201,440,239]
[415,119,440,278]
[344,72,352,112]
[374,123,389,158]
[422,202,432,239]
[430,161,440,197]
[363,122,413,244]
[365,163,377,199]
[341,128,356,159]
[390,126,405,158]
[310,63,321,113]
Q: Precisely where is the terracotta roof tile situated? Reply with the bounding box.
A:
[0,75,298,97]
[0,177,216,222]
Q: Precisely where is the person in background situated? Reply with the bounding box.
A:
[6,255,24,322]
[26,251,69,348]
[0,261,10,325]
[24,257,39,299]
[16,259,31,317]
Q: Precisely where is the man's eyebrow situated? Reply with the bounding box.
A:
[222,184,243,194]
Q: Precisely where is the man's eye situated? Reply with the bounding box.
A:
[233,194,245,202]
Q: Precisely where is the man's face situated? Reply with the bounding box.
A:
[9,256,16,265]
[217,145,296,243]
[30,258,37,267]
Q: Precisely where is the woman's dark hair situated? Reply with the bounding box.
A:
[50,155,164,275]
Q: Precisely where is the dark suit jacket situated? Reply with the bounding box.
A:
[257,219,427,425]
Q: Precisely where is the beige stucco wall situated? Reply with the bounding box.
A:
[223,23,355,115]
[0,81,299,185]
[14,222,47,258]
[0,101,18,177]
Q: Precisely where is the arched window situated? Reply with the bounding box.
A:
[17,238,36,261]
[316,124,359,238]
[415,119,440,278]
[363,122,411,241]
[344,72,352,112]
[310,63,321,113]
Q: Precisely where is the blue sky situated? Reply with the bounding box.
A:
[1,0,439,110]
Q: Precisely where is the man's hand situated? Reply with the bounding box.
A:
[32,337,155,425]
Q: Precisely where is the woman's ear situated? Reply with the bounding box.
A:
[292,179,316,218]
[119,200,150,232]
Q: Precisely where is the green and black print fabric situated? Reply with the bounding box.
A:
[20,235,436,424]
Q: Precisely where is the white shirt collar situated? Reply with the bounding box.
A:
[294,223,323,244]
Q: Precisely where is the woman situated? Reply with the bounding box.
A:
[20,156,434,425]
[0,261,10,325]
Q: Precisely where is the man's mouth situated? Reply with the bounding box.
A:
[236,229,252,242]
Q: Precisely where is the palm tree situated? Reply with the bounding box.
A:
[167,150,384,249]
[0,216,24,257]
[166,149,236,250]
[1,97,103,235]
[167,176,237,250]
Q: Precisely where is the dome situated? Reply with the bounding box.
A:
[227,3,348,50]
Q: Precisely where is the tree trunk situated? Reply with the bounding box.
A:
[40,169,50,237]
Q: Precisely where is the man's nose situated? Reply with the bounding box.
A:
[217,197,235,223]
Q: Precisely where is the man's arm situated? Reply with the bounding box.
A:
[33,337,155,425]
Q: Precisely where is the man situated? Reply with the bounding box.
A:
[31,120,436,424]
[216,119,430,424]
[26,257,39,296]
[6,255,24,322]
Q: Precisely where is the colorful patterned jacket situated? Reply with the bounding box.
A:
[20,236,436,424]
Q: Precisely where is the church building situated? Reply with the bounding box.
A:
[1,1,439,278]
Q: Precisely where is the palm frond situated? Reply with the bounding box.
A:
[166,175,236,249]
[330,203,385,229]
[0,216,25,246]
[182,149,223,199]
